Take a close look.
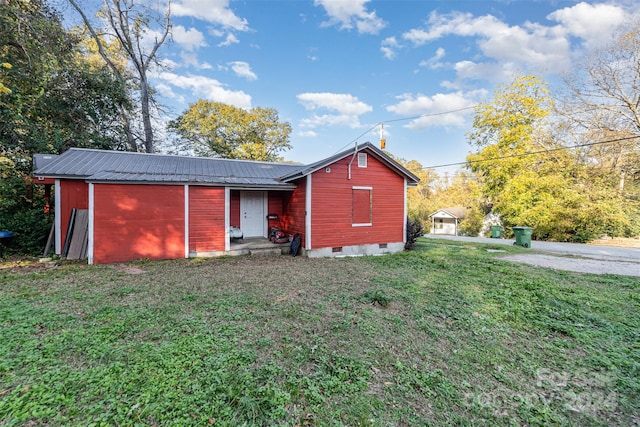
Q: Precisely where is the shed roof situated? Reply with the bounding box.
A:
[429,207,467,219]
[279,142,420,185]
[33,148,303,188]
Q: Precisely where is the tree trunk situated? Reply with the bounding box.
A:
[140,76,153,153]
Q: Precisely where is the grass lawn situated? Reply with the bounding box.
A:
[1,238,638,426]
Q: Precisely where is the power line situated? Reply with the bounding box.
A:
[383,105,477,124]
[422,135,640,170]
[333,105,478,155]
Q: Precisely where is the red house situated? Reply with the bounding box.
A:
[33,143,419,264]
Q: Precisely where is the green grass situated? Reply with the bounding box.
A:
[1,239,638,426]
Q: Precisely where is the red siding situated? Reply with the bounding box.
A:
[35,177,55,185]
[93,184,185,264]
[60,180,89,251]
[230,191,240,228]
[267,192,285,217]
[189,186,226,253]
[310,153,404,249]
[282,178,306,246]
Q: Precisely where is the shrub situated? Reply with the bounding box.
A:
[405,217,424,250]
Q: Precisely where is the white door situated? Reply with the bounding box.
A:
[240,191,266,237]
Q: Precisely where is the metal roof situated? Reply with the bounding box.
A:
[33,148,304,188]
[32,154,59,171]
[279,142,420,185]
[33,144,420,187]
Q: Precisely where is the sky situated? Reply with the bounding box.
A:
[72,0,640,173]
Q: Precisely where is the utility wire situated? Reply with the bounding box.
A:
[332,105,478,155]
[423,135,640,169]
[383,105,477,124]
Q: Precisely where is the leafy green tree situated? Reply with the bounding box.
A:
[0,0,128,253]
[399,159,438,226]
[467,75,555,199]
[466,75,571,240]
[168,100,293,161]
[467,74,638,241]
[430,171,485,236]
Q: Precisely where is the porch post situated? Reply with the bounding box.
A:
[54,179,61,254]
[403,179,407,244]
[305,175,312,250]
[184,184,189,258]
[87,183,94,265]
[225,187,230,251]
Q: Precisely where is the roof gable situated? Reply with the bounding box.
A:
[279,142,420,185]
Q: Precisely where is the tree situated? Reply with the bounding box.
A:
[1,0,129,154]
[466,75,576,240]
[68,0,172,153]
[561,20,640,203]
[430,171,485,236]
[398,159,438,226]
[0,0,128,253]
[168,100,293,161]
[467,75,555,200]
[467,74,638,241]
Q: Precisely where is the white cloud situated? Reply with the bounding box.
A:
[314,0,386,35]
[172,0,249,30]
[297,92,373,128]
[402,12,508,45]
[307,47,319,62]
[156,83,185,104]
[179,52,212,69]
[547,2,627,48]
[158,72,252,109]
[419,47,446,69]
[218,33,240,47]
[172,25,206,51]
[386,90,485,130]
[298,130,318,138]
[452,60,514,83]
[402,11,574,76]
[228,61,257,80]
[380,36,399,60]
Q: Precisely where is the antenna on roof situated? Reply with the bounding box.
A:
[379,123,386,149]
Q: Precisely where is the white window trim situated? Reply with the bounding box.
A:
[357,152,367,168]
[352,186,372,227]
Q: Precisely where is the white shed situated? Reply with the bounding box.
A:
[428,207,467,236]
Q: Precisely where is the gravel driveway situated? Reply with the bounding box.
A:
[424,235,640,277]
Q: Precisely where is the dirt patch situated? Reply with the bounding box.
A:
[501,253,640,277]
[588,237,640,248]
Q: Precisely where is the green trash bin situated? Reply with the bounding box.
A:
[490,225,503,238]
[513,226,532,248]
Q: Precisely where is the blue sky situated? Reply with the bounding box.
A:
[138,0,639,172]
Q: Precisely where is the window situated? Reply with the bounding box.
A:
[358,153,367,168]
[352,187,372,226]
